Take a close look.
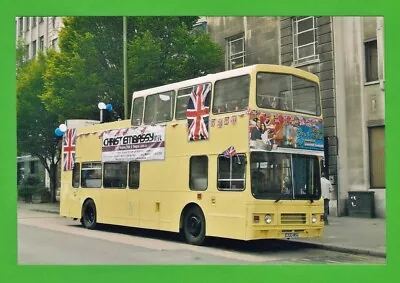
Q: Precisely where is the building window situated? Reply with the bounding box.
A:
[81,162,102,188]
[217,154,246,191]
[103,162,127,189]
[32,17,37,28]
[365,40,378,82]
[24,17,29,31]
[32,40,37,57]
[292,16,318,63]
[39,36,44,51]
[227,34,245,70]
[24,44,29,60]
[128,162,140,189]
[368,126,385,188]
[18,17,23,35]
[193,21,207,33]
[72,163,80,188]
[39,17,44,23]
[51,38,58,49]
[189,156,208,191]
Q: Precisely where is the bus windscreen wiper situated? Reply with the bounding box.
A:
[274,192,287,203]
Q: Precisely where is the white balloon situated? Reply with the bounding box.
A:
[98,102,106,109]
[59,124,67,132]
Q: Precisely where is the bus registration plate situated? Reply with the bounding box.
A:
[284,232,299,239]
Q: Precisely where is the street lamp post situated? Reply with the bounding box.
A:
[123,16,128,120]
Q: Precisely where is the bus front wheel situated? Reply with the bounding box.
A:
[81,199,97,230]
[183,206,206,246]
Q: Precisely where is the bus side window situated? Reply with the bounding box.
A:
[128,162,140,189]
[217,154,246,191]
[189,156,208,191]
[72,163,80,188]
[176,83,212,120]
[103,162,128,189]
[144,91,175,125]
[213,75,250,114]
[131,97,144,126]
[81,162,102,188]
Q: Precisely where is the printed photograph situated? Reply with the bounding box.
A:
[16,16,385,265]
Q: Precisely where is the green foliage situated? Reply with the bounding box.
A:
[42,16,225,120]
[17,52,61,202]
[127,22,224,91]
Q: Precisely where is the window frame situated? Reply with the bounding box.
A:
[18,17,23,35]
[255,72,321,117]
[217,153,247,191]
[227,34,245,70]
[39,36,44,51]
[175,82,212,120]
[143,90,176,125]
[81,161,102,188]
[72,162,80,188]
[292,16,318,64]
[32,40,37,57]
[364,39,379,83]
[212,74,250,115]
[250,152,321,200]
[103,162,128,189]
[189,155,209,191]
[128,161,140,189]
[24,17,29,31]
[131,96,145,126]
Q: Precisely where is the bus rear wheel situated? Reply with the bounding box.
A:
[81,199,97,230]
[183,206,206,246]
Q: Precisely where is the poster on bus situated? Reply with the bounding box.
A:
[248,110,324,155]
[102,125,166,162]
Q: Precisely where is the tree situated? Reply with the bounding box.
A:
[127,22,224,91]
[41,16,225,121]
[17,51,61,203]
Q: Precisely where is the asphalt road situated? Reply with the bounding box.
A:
[17,209,385,265]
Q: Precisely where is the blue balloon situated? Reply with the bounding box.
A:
[55,128,64,137]
[106,104,113,111]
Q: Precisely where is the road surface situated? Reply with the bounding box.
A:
[17,208,385,265]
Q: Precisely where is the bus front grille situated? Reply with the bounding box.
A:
[280,213,307,224]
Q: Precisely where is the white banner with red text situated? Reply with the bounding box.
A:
[101,125,166,162]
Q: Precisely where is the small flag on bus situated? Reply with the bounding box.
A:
[223,146,236,158]
[222,146,242,164]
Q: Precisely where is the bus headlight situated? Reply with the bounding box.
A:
[311,214,317,223]
[265,214,272,224]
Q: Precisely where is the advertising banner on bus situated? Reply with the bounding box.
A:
[248,110,324,156]
[102,125,166,162]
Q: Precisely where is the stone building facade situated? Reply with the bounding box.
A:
[204,16,385,217]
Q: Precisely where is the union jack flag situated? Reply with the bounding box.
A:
[63,128,77,171]
[223,146,236,158]
[223,145,241,164]
[187,83,211,141]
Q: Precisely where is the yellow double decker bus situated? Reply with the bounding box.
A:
[60,64,325,245]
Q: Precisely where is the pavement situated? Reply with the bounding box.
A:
[17,201,386,258]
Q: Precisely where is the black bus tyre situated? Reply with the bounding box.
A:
[183,206,206,246]
[81,199,97,230]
